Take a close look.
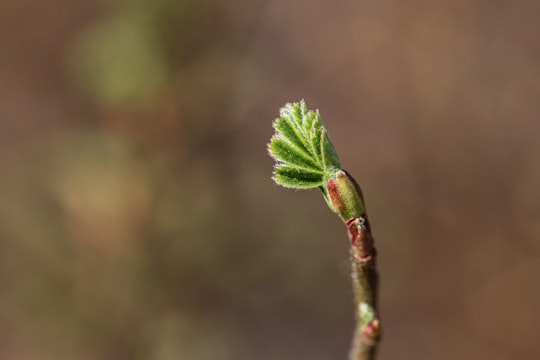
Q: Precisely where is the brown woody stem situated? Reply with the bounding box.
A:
[347,215,381,360]
[328,170,381,360]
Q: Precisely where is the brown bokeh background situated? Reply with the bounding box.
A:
[1,0,540,359]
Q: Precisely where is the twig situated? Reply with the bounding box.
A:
[268,101,382,360]
[328,171,381,360]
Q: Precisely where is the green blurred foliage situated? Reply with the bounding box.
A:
[72,16,169,105]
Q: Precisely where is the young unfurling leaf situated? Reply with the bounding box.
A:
[268,100,341,194]
[267,101,380,359]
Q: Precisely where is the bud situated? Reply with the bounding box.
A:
[362,319,381,342]
[326,170,365,220]
[359,303,381,342]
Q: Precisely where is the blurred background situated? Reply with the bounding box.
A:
[1,0,540,359]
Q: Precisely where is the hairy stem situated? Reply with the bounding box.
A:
[347,215,380,360]
[328,170,382,359]
[268,101,382,359]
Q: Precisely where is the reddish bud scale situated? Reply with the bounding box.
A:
[346,217,361,246]
[347,216,375,260]
[327,179,343,214]
[362,319,381,342]
[326,170,365,221]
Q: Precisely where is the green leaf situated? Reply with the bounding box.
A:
[279,103,312,152]
[303,108,316,129]
[273,165,324,188]
[268,100,341,190]
[320,129,341,171]
[312,128,323,165]
[273,117,310,155]
[269,138,320,170]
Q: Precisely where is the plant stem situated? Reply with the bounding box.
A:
[326,169,382,359]
[267,102,382,359]
[347,215,380,360]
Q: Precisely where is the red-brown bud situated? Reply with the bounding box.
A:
[326,170,365,221]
